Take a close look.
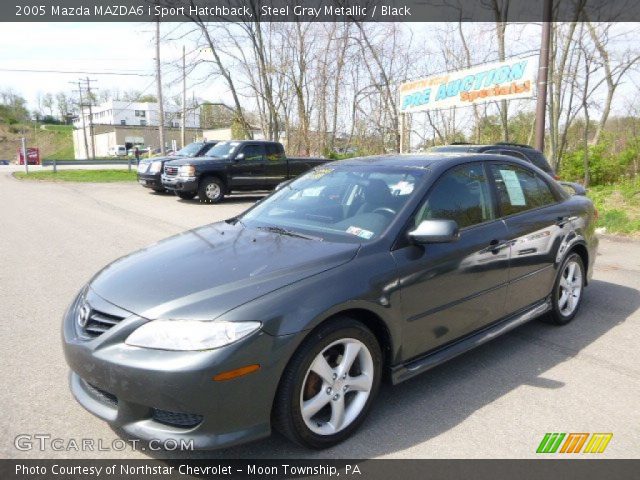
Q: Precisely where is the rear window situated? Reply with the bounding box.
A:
[524,150,554,174]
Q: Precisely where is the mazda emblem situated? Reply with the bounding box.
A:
[78,304,91,328]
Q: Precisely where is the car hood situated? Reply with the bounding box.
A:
[139,155,183,164]
[165,157,225,166]
[89,221,359,321]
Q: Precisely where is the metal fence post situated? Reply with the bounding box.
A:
[53,159,57,173]
[128,157,131,172]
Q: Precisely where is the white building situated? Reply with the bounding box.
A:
[73,100,200,129]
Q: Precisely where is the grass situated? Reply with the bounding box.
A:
[588,179,640,236]
[14,169,137,183]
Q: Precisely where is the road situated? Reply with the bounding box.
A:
[1,170,638,459]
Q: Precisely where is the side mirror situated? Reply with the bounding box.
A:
[408,219,459,244]
[235,153,245,161]
[558,181,586,196]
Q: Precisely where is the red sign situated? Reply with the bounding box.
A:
[17,147,40,165]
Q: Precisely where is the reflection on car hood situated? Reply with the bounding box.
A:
[139,155,182,164]
[165,157,225,166]
[89,221,359,320]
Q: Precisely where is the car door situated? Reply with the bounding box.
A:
[264,143,287,188]
[392,162,511,360]
[487,162,566,313]
[229,143,266,189]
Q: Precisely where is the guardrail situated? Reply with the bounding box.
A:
[42,159,139,172]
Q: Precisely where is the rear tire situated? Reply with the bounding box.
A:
[545,252,585,325]
[273,317,382,449]
[198,177,225,204]
[176,191,196,200]
[152,188,166,193]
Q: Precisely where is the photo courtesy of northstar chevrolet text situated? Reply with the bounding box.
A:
[1,0,639,479]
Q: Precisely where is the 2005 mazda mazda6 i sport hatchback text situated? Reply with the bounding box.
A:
[63,153,598,449]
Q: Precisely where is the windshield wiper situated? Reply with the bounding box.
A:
[257,226,322,241]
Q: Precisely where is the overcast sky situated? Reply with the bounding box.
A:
[0,22,230,109]
[1,22,638,119]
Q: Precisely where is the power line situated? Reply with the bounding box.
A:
[0,68,152,77]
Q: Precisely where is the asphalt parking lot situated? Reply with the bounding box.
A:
[1,169,639,459]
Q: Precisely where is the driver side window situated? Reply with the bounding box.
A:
[239,144,265,162]
[415,163,494,229]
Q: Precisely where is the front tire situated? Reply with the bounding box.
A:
[273,317,382,449]
[546,253,585,325]
[198,177,225,204]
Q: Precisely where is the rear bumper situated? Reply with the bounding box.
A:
[161,174,198,193]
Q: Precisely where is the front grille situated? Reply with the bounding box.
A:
[164,165,178,176]
[151,409,203,428]
[83,381,118,406]
[81,307,125,338]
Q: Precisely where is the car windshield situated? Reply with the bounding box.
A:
[240,166,426,243]
[175,142,205,157]
[204,141,240,158]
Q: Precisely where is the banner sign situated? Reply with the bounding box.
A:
[400,57,537,113]
[17,147,40,165]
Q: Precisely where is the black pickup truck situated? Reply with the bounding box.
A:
[161,140,328,203]
[137,141,217,192]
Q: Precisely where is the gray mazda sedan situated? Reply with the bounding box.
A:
[62,154,597,449]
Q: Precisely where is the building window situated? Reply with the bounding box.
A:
[140,120,147,126]
[134,110,146,118]
[120,120,126,125]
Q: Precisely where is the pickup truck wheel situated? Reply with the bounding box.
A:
[176,191,196,200]
[199,177,225,204]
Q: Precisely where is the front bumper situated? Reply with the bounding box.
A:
[161,174,198,193]
[62,289,300,449]
[137,173,163,189]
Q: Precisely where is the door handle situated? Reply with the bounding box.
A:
[488,239,507,254]
[556,216,570,227]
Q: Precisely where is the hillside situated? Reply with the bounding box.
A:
[0,124,74,162]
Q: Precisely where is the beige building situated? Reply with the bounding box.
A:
[73,125,203,159]
[202,127,264,142]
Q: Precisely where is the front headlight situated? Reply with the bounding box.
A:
[125,320,260,351]
[149,161,163,174]
[178,165,196,177]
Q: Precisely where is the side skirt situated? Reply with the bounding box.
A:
[390,298,551,384]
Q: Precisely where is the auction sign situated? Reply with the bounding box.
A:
[400,57,537,113]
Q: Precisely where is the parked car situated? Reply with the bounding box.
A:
[137,141,218,193]
[108,145,128,157]
[63,153,597,450]
[161,140,327,203]
[430,142,556,177]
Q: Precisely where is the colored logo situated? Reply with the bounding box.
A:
[536,433,613,454]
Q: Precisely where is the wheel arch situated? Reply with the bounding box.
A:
[200,172,228,189]
[294,306,396,376]
[567,242,590,286]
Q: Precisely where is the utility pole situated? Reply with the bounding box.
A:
[84,77,97,159]
[71,80,89,160]
[181,45,186,148]
[534,0,553,152]
[155,18,166,155]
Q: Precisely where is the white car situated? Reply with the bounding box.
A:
[108,145,127,157]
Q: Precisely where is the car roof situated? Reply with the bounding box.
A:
[333,153,525,169]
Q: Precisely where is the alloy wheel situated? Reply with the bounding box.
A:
[558,259,583,316]
[206,183,221,200]
[299,338,374,436]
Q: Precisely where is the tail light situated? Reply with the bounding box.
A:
[594,207,599,221]
[553,174,561,180]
